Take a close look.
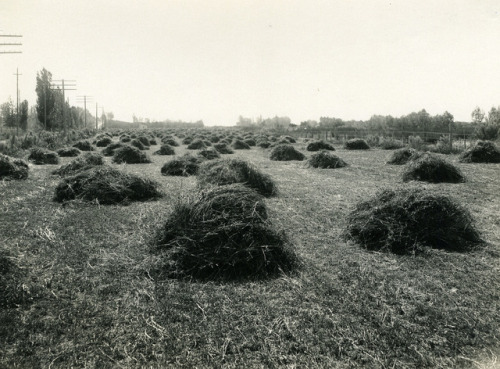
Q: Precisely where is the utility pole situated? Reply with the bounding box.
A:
[95,103,98,130]
[76,95,93,129]
[51,79,76,132]
[0,34,22,54]
[13,68,22,134]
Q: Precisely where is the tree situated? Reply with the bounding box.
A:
[1,99,16,128]
[487,106,500,125]
[20,100,29,131]
[471,107,485,124]
[36,68,56,130]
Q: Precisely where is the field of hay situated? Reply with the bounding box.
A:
[1,133,500,368]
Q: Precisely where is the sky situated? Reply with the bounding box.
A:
[1,0,499,126]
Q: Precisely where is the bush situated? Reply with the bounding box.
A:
[232,140,251,150]
[187,139,207,150]
[213,143,234,154]
[152,184,299,280]
[459,141,500,163]
[73,140,95,151]
[28,147,60,165]
[57,147,81,157]
[0,154,29,180]
[308,151,347,169]
[197,148,220,160]
[344,188,482,254]
[379,138,405,150]
[344,138,370,150]
[161,154,201,176]
[306,140,335,152]
[52,152,104,176]
[408,135,425,150]
[95,137,113,147]
[54,166,162,204]
[427,136,462,154]
[402,153,465,183]
[101,142,126,156]
[153,144,176,156]
[386,148,421,165]
[112,145,152,164]
[475,123,500,141]
[270,144,305,161]
[197,158,277,197]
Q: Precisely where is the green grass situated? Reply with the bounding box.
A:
[1,137,499,368]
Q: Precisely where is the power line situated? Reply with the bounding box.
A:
[0,34,22,54]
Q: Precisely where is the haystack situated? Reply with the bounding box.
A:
[387,148,421,165]
[402,153,465,183]
[130,139,147,150]
[57,147,81,157]
[344,138,370,150]
[72,140,95,151]
[306,140,335,152]
[54,166,162,204]
[95,137,113,147]
[198,148,220,160]
[213,143,234,154]
[270,144,305,161]
[52,152,104,176]
[28,147,60,165]
[308,151,347,169]
[459,141,500,163]
[161,154,201,176]
[153,144,176,156]
[101,142,126,156]
[120,135,131,143]
[187,139,207,150]
[152,184,298,280]
[137,136,151,147]
[232,140,251,150]
[0,154,29,180]
[197,158,277,196]
[344,188,482,254]
[161,138,179,147]
[112,145,152,164]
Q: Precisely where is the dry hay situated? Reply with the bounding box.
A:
[344,138,370,150]
[120,135,131,143]
[95,136,113,147]
[232,139,251,150]
[182,137,193,145]
[244,138,256,146]
[137,136,151,147]
[258,141,271,149]
[0,247,29,308]
[344,188,482,254]
[379,138,405,150]
[308,151,347,169]
[213,143,234,154]
[161,154,201,176]
[306,140,335,152]
[198,148,220,160]
[187,139,207,150]
[270,144,306,161]
[130,139,147,150]
[197,158,277,197]
[153,144,176,156]
[112,145,152,164]
[57,147,81,157]
[149,138,158,145]
[459,140,500,163]
[386,148,421,165]
[52,152,104,176]
[54,166,162,204]
[152,184,299,280]
[402,153,465,183]
[280,136,296,143]
[0,154,29,180]
[161,137,179,147]
[72,140,95,151]
[101,142,126,156]
[28,147,60,165]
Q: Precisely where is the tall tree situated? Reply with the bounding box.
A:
[0,99,16,128]
[471,107,485,124]
[35,68,56,130]
[20,100,29,131]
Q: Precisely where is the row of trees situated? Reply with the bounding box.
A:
[0,98,29,132]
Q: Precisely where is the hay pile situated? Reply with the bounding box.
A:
[308,151,347,169]
[52,152,104,176]
[187,139,207,150]
[270,144,305,161]
[161,138,179,147]
[197,158,277,197]
[101,142,126,156]
[73,140,95,151]
[306,140,335,151]
[244,138,256,146]
[137,136,151,147]
[232,140,251,150]
[152,184,298,280]
[153,144,176,156]
[161,154,201,176]
[387,148,421,165]
[0,154,29,180]
[213,143,234,154]
[459,141,500,163]
[95,137,113,147]
[112,145,152,164]
[0,247,28,308]
[402,153,465,183]
[344,138,370,150]
[28,148,60,165]
[54,166,162,204]
[130,139,147,150]
[197,148,220,160]
[344,188,482,254]
[57,147,81,157]
[120,135,131,143]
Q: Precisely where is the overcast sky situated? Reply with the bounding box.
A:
[1,0,499,125]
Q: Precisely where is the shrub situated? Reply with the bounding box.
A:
[308,151,347,169]
[306,140,335,152]
[408,135,426,150]
[379,138,405,150]
[73,140,95,151]
[197,158,277,197]
[386,148,421,165]
[475,123,500,141]
[152,184,299,280]
[161,154,201,176]
[270,144,305,161]
[427,136,462,154]
[198,148,220,160]
[101,142,125,156]
[95,137,113,147]
[57,147,81,157]
[459,141,500,163]
[52,152,104,176]
[112,145,152,164]
[232,140,251,150]
[344,138,370,150]
[54,166,162,204]
[402,153,465,183]
[0,154,29,180]
[28,147,60,165]
[187,139,207,150]
[344,188,482,254]
[153,144,176,156]
[213,143,234,154]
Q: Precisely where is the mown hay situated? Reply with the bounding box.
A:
[197,158,277,197]
[187,139,207,150]
[153,144,176,156]
[308,151,347,169]
[57,147,81,157]
[161,138,179,147]
[344,188,482,254]
[130,139,147,150]
[387,148,421,165]
[306,140,335,151]
[0,247,28,308]
[270,144,305,161]
[120,135,131,143]
[54,166,162,204]
[0,154,29,180]
[101,142,126,156]
[459,141,500,163]
[95,137,113,147]
[112,145,152,164]
[137,136,151,147]
[52,152,104,176]
[232,140,251,150]
[344,138,370,150]
[28,147,60,165]
[197,148,220,160]
[213,143,234,154]
[161,154,201,176]
[152,184,299,280]
[244,138,256,146]
[402,153,465,183]
[73,140,95,151]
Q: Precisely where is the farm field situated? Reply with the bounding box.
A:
[1,135,500,368]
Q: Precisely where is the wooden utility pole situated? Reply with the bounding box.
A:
[77,95,93,129]
[51,79,76,132]
[14,68,21,134]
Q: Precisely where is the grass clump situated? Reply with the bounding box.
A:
[101,142,126,156]
[161,154,201,176]
[73,140,95,151]
[402,153,465,183]
[213,143,234,154]
[232,139,251,150]
[153,144,176,156]
[0,154,29,180]
[54,166,162,204]
[344,188,482,254]
[344,138,370,150]
[57,147,81,157]
[112,145,152,164]
[52,152,104,176]
[308,151,347,169]
[197,148,220,160]
[306,140,335,151]
[197,158,277,197]
[152,184,299,280]
[387,148,421,165]
[270,144,305,161]
[459,141,500,163]
[28,147,60,165]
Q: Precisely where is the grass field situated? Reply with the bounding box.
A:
[1,136,500,368]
